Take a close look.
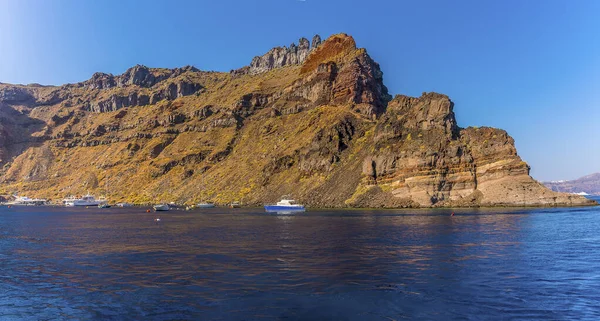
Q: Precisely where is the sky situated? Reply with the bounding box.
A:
[0,0,599,181]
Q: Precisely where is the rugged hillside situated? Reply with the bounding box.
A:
[544,173,600,195]
[0,34,595,207]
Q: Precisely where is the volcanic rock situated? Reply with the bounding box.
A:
[0,34,593,208]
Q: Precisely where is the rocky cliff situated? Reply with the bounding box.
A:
[0,34,595,207]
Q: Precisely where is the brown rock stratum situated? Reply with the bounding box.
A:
[0,34,595,207]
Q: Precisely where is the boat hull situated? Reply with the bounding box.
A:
[5,202,46,206]
[197,204,215,208]
[65,201,104,207]
[5,197,47,206]
[264,205,305,212]
[153,205,170,211]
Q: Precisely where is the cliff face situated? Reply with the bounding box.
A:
[0,34,594,207]
[232,35,322,75]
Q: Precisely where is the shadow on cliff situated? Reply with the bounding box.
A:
[0,102,49,165]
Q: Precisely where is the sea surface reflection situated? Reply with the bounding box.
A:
[1,203,599,320]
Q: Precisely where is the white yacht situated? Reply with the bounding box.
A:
[153,204,170,211]
[116,202,133,207]
[264,197,305,212]
[64,195,106,207]
[5,196,47,206]
[197,202,216,208]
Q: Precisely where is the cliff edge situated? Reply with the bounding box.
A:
[0,34,595,207]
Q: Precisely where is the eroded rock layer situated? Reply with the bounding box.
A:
[0,34,594,207]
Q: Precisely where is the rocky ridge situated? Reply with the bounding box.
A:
[543,173,600,196]
[232,35,322,76]
[0,34,594,207]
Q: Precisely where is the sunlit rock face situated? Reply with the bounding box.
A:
[0,34,594,208]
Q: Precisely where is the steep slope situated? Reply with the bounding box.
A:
[0,34,594,207]
[544,173,600,195]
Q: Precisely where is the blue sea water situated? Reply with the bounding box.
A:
[1,199,600,320]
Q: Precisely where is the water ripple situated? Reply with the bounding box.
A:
[1,205,599,320]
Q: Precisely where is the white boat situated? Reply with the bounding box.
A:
[116,202,133,207]
[196,175,215,208]
[168,202,184,209]
[5,195,47,206]
[264,197,305,212]
[229,201,241,208]
[153,204,170,211]
[197,203,215,208]
[64,195,106,207]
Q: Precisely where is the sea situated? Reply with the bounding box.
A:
[1,197,599,320]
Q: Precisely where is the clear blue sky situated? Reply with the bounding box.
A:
[1,0,599,181]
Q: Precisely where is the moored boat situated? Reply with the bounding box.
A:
[4,195,48,206]
[264,197,305,212]
[229,201,241,208]
[197,203,215,208]
[64,195,105,207]
[153,204,170,211]
[98,203,111,208]
[167,202,185,210]
[116,202,133,207]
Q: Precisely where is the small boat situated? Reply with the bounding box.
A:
[168,202,185,209]
[197,203,215,208]
[98,203,111,208]
[264,197,305,213]
[229,201,241,208]
[153,204,170,211]
[116,202,133,207]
